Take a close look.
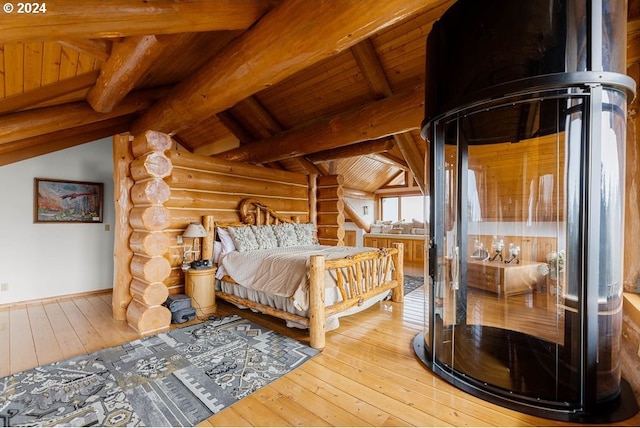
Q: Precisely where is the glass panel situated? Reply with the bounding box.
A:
[381,197,399,222]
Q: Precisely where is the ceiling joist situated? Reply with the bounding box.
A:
[130,0,435,136]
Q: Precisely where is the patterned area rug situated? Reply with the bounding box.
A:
[0,314,318,427]
[404,275,425,295]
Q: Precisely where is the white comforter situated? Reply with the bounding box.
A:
[217,245,378,311]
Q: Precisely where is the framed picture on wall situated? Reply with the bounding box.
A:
[34,178,103,223]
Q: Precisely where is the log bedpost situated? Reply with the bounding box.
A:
[391,242,404,303]
[112,133,134,320]
[309,254,326,349]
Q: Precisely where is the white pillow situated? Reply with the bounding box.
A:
[227,226,260,252]
[217,227,236,256]
[273,223,298,247]
[294,223,316,245]
[251,225,278,249]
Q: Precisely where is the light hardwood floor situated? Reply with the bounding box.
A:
[2,287,639,427]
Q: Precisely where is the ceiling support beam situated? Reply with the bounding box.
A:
[0,116,132,167]
[0,92,158,146]
[131,0,435,136]
[1,0,278,43]
[216,85,423,164]
[351,38,426,193]
[307,138,395,163]
[88,35,175,112]
[0,71,99,115]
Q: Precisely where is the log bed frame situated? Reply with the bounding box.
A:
[215,198,404,349]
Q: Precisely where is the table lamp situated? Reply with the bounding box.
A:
[183,222,207,268]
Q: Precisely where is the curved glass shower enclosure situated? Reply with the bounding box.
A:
[414,0,638,422]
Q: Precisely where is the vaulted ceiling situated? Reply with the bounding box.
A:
[1,0,640,197]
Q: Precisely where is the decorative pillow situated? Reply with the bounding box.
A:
[251,225,278,249]
[217,227,236,255]
[294,223,316,245]
[226,226,260,252]
[273,223,298,247]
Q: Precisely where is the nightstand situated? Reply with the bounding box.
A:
[184,266,217,316]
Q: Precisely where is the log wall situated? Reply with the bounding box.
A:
[164,149,311,293]
[113,132,319,334]
[316,175,345,246]
[124,130,173,334]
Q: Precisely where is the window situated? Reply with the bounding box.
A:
[381,195,426,222]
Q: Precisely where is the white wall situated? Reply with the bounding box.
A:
[0,138,115,304]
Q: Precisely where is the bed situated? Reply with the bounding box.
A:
[213,198,404,349]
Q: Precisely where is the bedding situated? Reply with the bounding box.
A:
[217,244,383,311]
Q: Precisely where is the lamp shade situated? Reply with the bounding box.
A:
[183,222,207,238]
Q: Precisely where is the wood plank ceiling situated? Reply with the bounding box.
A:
[1,0,639,197]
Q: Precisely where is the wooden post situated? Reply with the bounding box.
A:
[309,255,326,349]
[112,133,134,320]
[201,215,215,262]
[391,242,404,303]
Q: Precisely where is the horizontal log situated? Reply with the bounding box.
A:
[130,254,172,283]
[317,213,345,226]
[130,152,173,181]
[166,168,309,199]
[129,231,171,257]
[132,130,173,158]
[0,92,156,146]
[167,246,185,267]
[0,116,132,167]
[317,226,345,240]
[318,238,341,246]
[129,206,171,231]
[307,139,395,163]
[316,187,344,201]
[166,190,309,213]
[164,268,185,287]
[2,0,278,43]
[131,178,171,206]
[0,71,100,116]
[317,200,345,214]
[167,150,308,186]
[317,175,345,187]
[126,299,171,335]
[131,0,431,135]
[216,86,424,164]
[130,278,169,307]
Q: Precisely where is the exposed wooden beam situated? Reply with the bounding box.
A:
[1,0,278,43]
[344,201,371,233]
[0,91,158,146]
[295,156,324,175]
[87,35,176,112]
[215,86,423,164]
[56,39,112,61]
[393,133,425,193]
[216,111,257,145]
[344,187,375,200]
[232,97,284,138]
[0,71,99,115]
[351,39,393,100]
[369,152,409,170]
[0,116,132,167]
[351,35,426,193]
[131,0,436,136]
[307,139,395,163]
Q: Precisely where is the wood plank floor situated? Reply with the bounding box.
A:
[2,288,640,427]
